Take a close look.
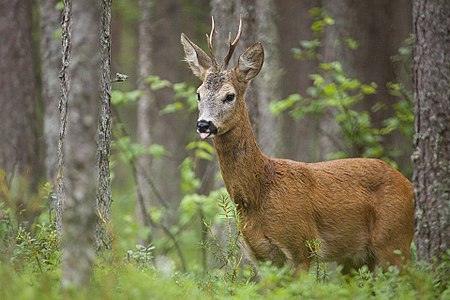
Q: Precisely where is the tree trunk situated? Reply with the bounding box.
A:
[135,0,157,241]
[276,0,321,162]
[253,0,281,156]
[96,0,113,251]
[320,0,411,159]
[39,0,61,184]
[60,0,100,288]
[412,0,450,264]
[56,0,71,235]
[0,0,43,190]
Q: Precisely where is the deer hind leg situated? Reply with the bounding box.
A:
[370,218,411,271]
[371,244,409,272]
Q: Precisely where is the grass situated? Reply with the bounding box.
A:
[0,243,449,300]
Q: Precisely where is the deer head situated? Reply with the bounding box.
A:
[181,17,264,139]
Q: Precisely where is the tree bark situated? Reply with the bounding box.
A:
[60,0,100,288]
[56,0,71,235]
[136,0,157,241]
[412,0,450,264]
[96,0,113,251]
[0,0,43,190]
[39,0,61,184]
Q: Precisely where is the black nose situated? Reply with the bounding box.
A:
[196,120,212,133]
[196,120,218,134]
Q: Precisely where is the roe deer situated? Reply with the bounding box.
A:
[181,17,414,275]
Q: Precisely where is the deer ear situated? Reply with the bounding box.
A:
[181,33,211,80]
[234,42,264,82]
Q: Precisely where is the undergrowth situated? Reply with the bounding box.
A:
[0,249,448,300]
[0,184,449,300]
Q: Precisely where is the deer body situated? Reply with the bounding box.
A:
[181,18,414,274]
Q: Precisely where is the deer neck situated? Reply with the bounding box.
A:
[213,108,269,210]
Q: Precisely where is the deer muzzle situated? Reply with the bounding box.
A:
[196,119,218,139]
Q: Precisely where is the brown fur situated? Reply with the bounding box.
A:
[181,25,414,275]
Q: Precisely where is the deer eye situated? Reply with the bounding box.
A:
[197,93,201,102]
[224,93,235,103]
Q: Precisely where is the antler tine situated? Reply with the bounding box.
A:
[206,16,218,70]
[222,17,242,70]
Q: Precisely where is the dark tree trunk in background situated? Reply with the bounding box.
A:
[39,0,61,184]
[412,0,450,264]
[0,0,43,190]
[96,0,113,251]
[60,0,100,288]
[320,0,411,160]
[276,0,321,162]
[136,0,157,240]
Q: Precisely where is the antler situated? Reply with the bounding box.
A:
[206,16,219,71]
[222,17,242,70]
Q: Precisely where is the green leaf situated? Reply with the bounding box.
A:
[148,144,170,159]
[323,16,335,25]
[361,84,377,95]
[270,94,301,115]
[341,79,361,90]
[111,90,126,106]
[187,141,215,154]
[323,83,337,96]
[160,102,184,114]
[55,1,64,10]
[344,38,359,50]
[145,75,172,90]
[310,74,325,86]
[300,39,320,50]
[195,150,214,161]
[311,20,325,34]
[126,90,142,102]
